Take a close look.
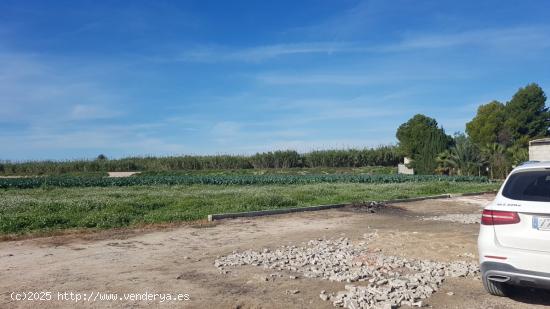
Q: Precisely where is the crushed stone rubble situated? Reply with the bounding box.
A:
[422,214,480,224]
[214,232,479,309]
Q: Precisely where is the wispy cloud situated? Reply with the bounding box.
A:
[288,0,379,39]
[173,42,368,62]
[199,92,411,153]
[259,90,417,111]
[260,96,411,125]
[256,73,382,85]
[0,52,124,124]
[0,126,188,160]
[210,121,242,141]
[204,128,393,154]
[168,25,550,63]
[255,68,474,86]
[0,51,161,159]
[381,26,550,52]
[70,104,122,120]
[3,1,549,161]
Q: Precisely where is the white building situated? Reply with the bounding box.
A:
[529,138,550,161]
[398,157,414,175]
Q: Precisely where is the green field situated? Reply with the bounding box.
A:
[0,181,501,235]
[0,174,488,189]
[137,166,398,176]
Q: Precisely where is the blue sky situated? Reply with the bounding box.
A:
[1,0,550,160]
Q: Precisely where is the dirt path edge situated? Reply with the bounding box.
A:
[208,190,498,221]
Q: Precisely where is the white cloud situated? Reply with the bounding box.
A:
[0,125,188,160]
[0,51,150,160]
[0,52,124,123]
[211,121,242,137]
[70,104,121,120]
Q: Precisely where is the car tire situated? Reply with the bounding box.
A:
[482,275,509,297]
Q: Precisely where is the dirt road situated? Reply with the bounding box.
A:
[1,194,549,308]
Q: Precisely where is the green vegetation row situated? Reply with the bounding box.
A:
[0,146,402,176]
[0,181,501,235]
[0,174,488,189]
[137,166,397,176]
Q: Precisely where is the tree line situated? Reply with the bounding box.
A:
[396,83,549,178]
[0,147,402,175]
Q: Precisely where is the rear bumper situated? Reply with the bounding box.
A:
[481,262,550,290]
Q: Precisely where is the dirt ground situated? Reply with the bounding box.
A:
[1,193,549,308]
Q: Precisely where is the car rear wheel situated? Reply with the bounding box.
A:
[483,275,510,297]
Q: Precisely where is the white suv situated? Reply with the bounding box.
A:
[478,161,550,296]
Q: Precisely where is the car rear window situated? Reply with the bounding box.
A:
[502,170,550,202]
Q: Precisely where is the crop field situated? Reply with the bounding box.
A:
[0,180,500,235]
[0,174,489,189]
[137,165,398,176]
[0,161,499,237]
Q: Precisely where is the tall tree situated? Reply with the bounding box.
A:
[396,114,452,174]
[465,83,549,177]
[465,101,507,146]
[504,83,549,146]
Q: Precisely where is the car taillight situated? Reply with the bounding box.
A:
[481,210,520,225]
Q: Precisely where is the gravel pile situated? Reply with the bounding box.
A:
[422,214,480,224]
[215,233,479,308]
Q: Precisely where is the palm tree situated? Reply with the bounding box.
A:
[452,138,482,176]
[507,146,528,167]
[436,136,482,176]
[436,150,458,175]
[481,143,508,179]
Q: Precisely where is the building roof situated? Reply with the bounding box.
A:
[514,161,550,172]
[529,138,550,145]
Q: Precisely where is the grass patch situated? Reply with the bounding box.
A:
[0,181,501,235]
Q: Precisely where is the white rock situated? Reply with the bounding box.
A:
[214,236,479,309]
